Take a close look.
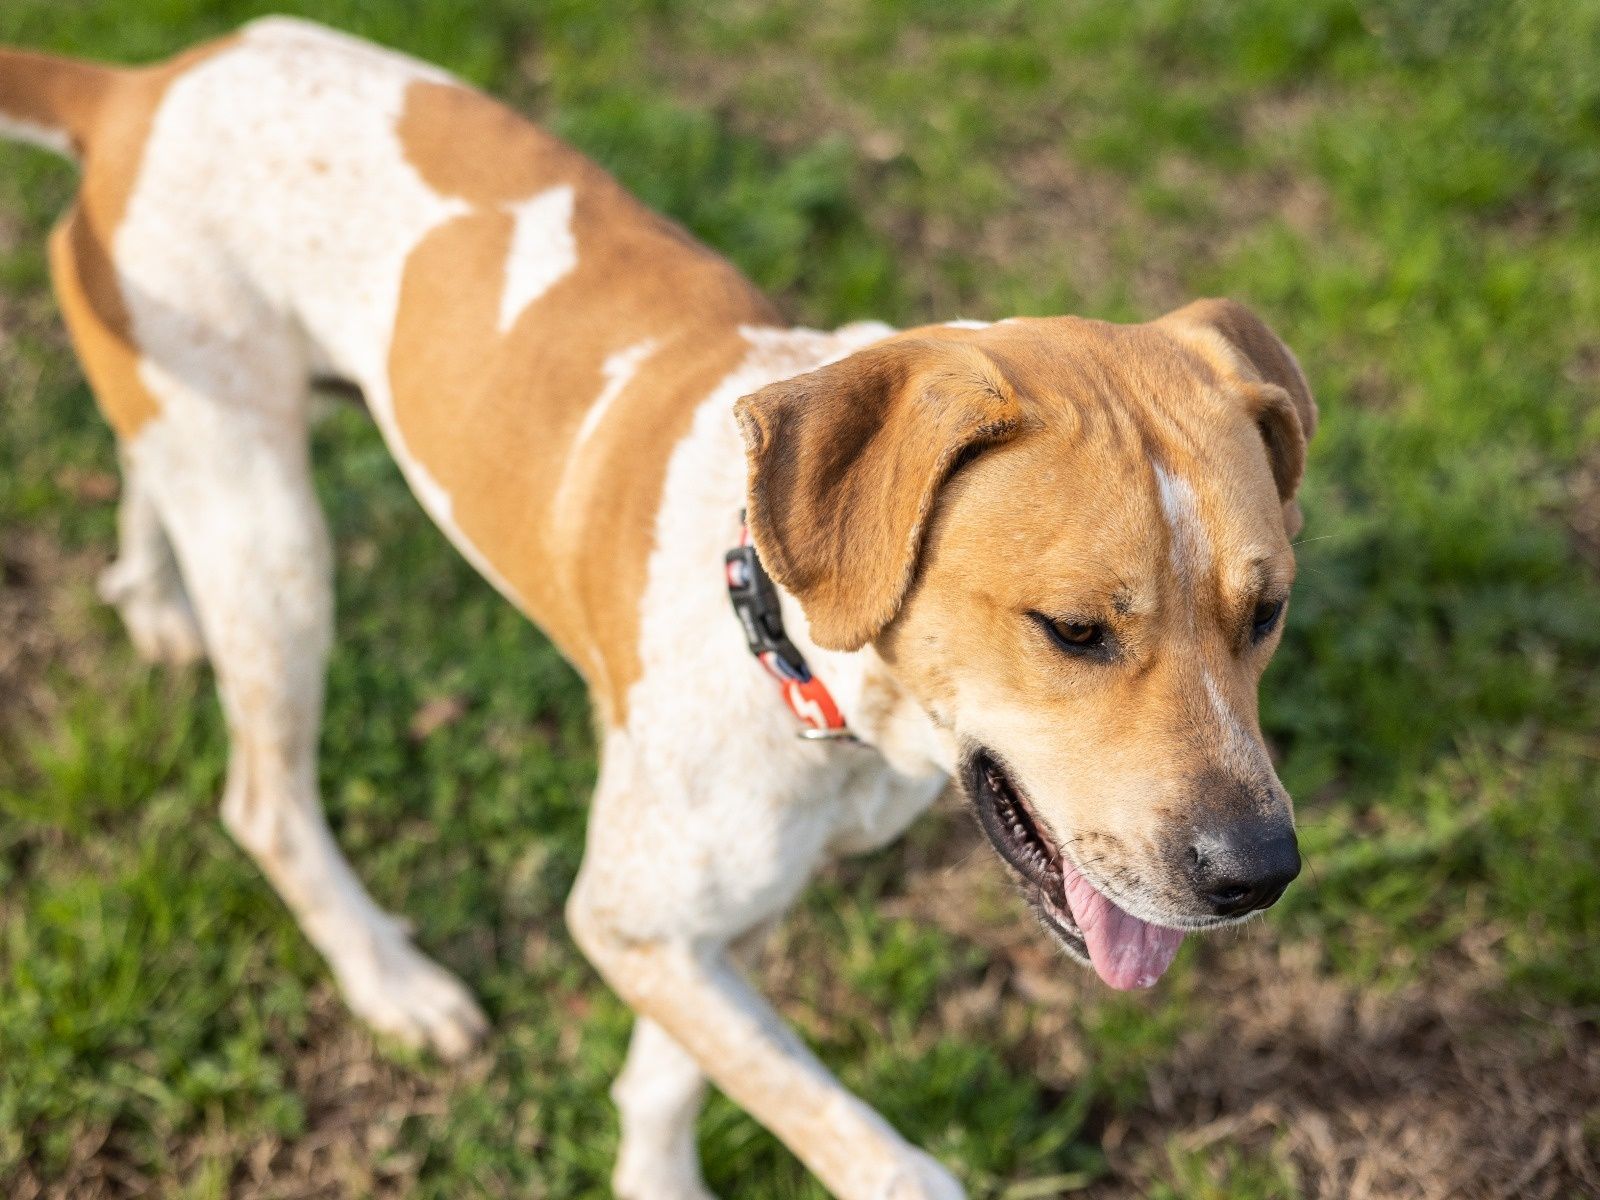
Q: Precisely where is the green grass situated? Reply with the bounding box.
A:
[2,2,1598,1196]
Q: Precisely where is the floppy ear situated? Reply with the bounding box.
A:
[734,338,1027,651]
[1157,298,1318,537]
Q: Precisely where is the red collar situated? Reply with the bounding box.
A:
[725,516,854,740]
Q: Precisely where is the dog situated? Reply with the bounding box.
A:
[0,18,1316,1199]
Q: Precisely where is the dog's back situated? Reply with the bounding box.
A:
[0,18,781,720]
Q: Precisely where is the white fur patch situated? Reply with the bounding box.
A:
[1154,463,1211,586]
[575,338,657,450]
[497,185,577,331]
[550,338,659,541]
[0,114,74,157]
[243,16,455,82]
[1203,669,1269,782]
[1203,670,1241,737]
[588,321,946,937]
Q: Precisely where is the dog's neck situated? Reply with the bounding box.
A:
[715,320,954,779]
[771,581,951,779]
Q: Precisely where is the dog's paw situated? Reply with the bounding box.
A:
[339,935,489,1061]
[880,1151,965,1200]
[99,562,207,666]
[613,1160,717,1200]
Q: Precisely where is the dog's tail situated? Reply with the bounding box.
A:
[0,45,117,160]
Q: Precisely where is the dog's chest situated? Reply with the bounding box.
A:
[826,762,949,856]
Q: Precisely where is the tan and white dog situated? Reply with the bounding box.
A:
[1,19,1317,1199]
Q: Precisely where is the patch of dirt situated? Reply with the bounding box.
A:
[927,146,1174,318]
[0,529,109,740]
[628,28,1138,311]
[860,810,1600,1200]
[1097,949,1599,1200]
[0,279,109,747]
[217,993,471,1200]
[8,989,465,1200]
[1565,441,1600,574]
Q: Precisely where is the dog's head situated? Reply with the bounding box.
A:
[735,301,1317,989]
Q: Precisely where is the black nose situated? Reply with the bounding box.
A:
[1187,826,1301,918]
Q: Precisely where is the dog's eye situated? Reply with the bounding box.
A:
[1031,612,1107,655]
[1250,598,1285,641]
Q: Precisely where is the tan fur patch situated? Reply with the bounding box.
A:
[0,46,112,153]
[390,80,780,723]
[47,212,158,438]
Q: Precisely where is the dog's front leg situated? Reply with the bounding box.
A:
[571,903,964,1200]
[610,1016,715,1200]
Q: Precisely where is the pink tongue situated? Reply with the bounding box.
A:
[1063,861,1185,990]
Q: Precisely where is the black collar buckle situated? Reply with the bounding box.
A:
[725,517,811,682]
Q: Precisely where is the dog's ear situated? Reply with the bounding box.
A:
[734,338,1027,651]
[1157,298,1318,536]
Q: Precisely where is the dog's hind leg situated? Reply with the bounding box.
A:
[138,375,486,1058]
[95,444,206,666]
[47,217,204,666]
[51,215,487,1057]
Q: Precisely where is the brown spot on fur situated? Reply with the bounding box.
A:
[39,37,239,439]
[389,80,780,724]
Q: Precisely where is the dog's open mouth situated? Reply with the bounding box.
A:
[964,750,1185,990]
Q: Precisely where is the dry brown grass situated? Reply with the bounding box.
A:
[845,817,1600,1200]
